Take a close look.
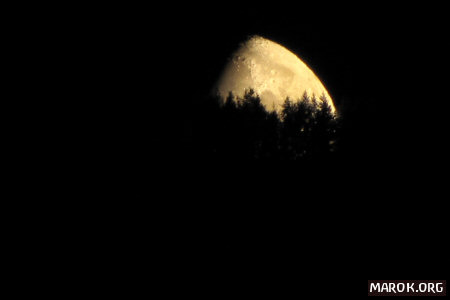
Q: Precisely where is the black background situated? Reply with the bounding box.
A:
[80,3,449,297]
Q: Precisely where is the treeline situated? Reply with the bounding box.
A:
[192,89,340,162]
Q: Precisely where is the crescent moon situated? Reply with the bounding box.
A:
[215,35,336,113]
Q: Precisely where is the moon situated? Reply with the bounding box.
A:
[215,35,336,113]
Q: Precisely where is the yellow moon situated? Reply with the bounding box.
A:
[215,35,336,113]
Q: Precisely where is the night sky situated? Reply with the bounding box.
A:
[113,5,449,167]
[93,4,449,296]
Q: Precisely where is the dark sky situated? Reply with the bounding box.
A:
[109,4,449,168]
[89,4,449,290]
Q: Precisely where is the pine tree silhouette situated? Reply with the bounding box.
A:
[192,90,339,162]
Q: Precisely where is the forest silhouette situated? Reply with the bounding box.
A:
[192,89,340,163]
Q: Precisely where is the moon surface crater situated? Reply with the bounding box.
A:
[215,35,336,113]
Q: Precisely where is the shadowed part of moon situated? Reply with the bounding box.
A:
[215,35,336,113]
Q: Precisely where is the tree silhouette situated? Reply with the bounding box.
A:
[192,89,340,162]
